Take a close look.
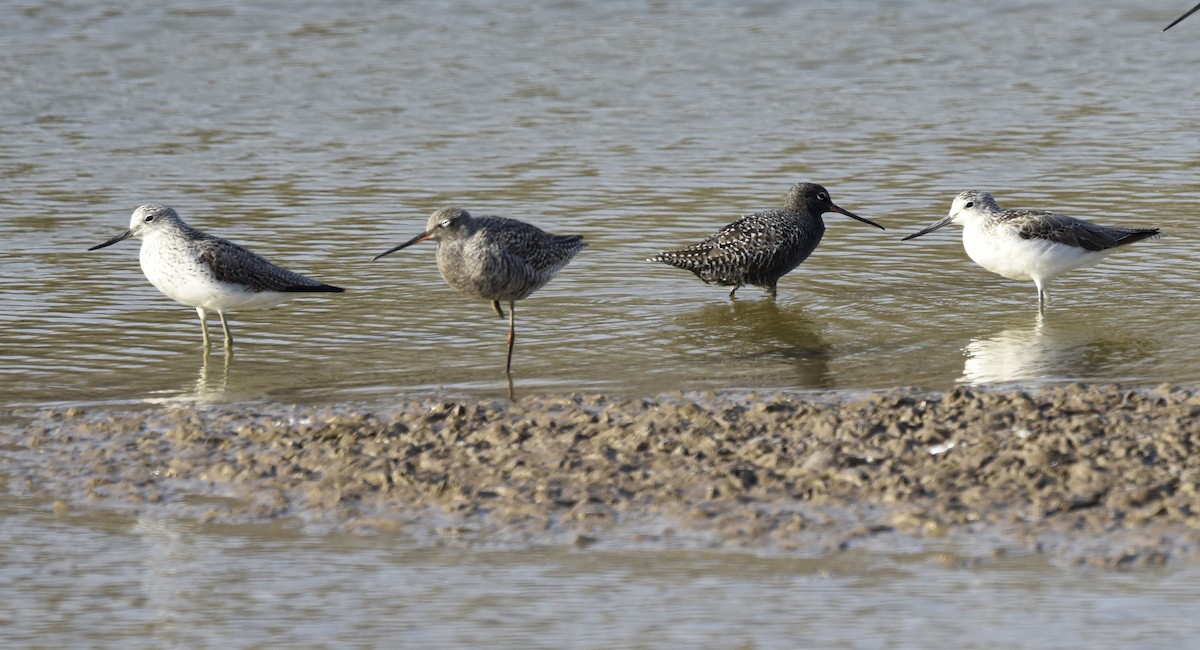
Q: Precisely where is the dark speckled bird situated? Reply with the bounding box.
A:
[648,182,884,299]
[374,207,585,379]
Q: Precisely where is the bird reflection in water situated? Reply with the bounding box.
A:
[676,300,832,389]
[960,313,1153,386]
[143,353,230,405]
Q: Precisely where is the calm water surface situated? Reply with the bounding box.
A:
[3,1,1200,645]
[2,0,1198,407]
[5,496,1200,649]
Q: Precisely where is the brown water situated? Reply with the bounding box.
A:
[5,496,1200,648]
[3,1,1200,645]
[3,1,1199,407]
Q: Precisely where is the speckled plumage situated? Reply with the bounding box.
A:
[89,203,343,351]
[903,190,1161,310]
[648,182,883,299]
[374,207,585,382]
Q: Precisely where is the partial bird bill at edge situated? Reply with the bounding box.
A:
[1163,2,1200,31]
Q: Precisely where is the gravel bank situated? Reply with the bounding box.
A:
[4,384,1200,567]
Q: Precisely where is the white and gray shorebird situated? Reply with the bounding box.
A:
[89,204,344,351]
[903,190,1161,311]
[648,182,884,300]
[373,207,585,378]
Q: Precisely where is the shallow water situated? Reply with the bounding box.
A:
[3,0,1199,407]
[3,0,1200,645]
[5,495,1200,649]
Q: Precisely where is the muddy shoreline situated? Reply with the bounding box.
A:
[4,383,1200,567]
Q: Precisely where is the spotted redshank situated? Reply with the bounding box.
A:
[902,190,1161,311]
[89,204,344,351]
[373,207,585,382]
[648,182,884,299]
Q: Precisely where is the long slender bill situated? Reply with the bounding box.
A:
[829,204,885,230]
[901,215,955,241]
[373,231,432,260]
[88,230,134,251]
[1163,2,1200,31]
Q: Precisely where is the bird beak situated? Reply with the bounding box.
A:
[1163,2,1200,31]
[373,231,433,261]
[901,215,955,241]
[88,229,134,251]
[830,204,885,230]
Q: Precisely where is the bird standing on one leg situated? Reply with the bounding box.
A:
[373,207,585,386]
[648,182,884,300]
[902,190,1161,311]
[89,204,344,352]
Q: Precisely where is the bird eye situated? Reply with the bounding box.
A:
[817,192,828,200]
[439,219,452,228]
[144,215,155,222]
[964,201,974,209]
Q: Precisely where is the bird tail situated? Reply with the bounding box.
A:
[283,283,345,293]
[1115,228,1162,246]
[648,248,709,271]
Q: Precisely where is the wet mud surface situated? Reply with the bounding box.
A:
[4,384,1200,568]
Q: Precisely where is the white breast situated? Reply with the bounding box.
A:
[139,234,288,312]
[961,222,1108,283]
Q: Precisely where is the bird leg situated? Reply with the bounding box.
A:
[218,311,234,352]
[1035,281,1050,313]
[196,307,212,354]
[505,301,516,377]
[491,300,505,318]
[729,286,739,300]
[767,284,778,300]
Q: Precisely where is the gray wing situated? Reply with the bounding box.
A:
[1001,210,1160,252]
[198,235,343,293]
[485,217,586,274]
